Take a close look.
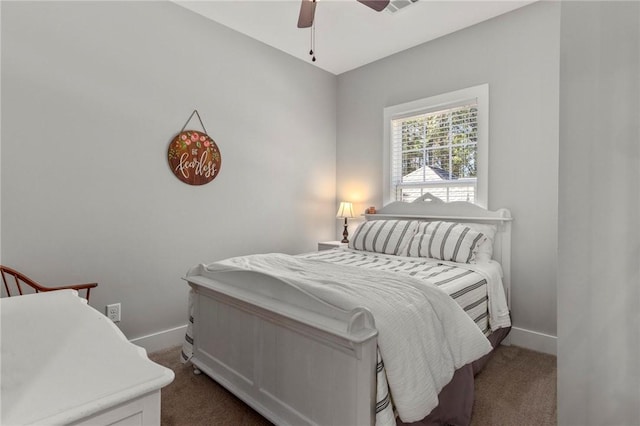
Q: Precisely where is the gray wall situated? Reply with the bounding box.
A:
[1,1,337,340]
[558,2,640,424]
[336,2,560,339]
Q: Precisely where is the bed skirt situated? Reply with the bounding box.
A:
[397,326,511,426]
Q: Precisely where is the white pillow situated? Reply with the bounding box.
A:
[349,220,417,256]
[407,221,487,263]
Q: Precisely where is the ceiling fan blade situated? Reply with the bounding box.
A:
[357,0,390,12]
[297,0,316,28]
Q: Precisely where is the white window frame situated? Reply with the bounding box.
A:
[382,84,489,208]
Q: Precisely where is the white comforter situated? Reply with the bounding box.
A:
[205,253,492,422]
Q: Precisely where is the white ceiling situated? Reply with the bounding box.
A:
[174,0,536,75]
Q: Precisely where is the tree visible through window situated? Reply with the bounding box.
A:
[384,85,488,207]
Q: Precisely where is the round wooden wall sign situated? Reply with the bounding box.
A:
[168,130,221,185]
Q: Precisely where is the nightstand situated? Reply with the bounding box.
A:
[318,241,348,251]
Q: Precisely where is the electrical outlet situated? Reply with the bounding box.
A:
[106,303,121,322]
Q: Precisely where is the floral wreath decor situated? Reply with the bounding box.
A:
[168,111,222,186]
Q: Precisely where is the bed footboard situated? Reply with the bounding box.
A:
[185,267,379,426]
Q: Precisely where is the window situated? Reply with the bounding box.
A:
[383,85,488,207]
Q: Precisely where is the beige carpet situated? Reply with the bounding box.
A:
[150,345,556,426]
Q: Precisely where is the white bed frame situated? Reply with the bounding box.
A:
[184,195,512,426]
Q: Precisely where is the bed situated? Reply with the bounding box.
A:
[181,194,512,426]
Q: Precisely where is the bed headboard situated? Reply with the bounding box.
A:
[365,194,513,307]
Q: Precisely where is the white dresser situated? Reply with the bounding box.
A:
[1,290,175,425]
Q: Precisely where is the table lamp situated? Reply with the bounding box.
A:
[336,201,355,244]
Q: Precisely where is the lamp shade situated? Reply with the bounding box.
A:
[336,201,355,219]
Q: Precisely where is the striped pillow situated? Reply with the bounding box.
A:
[407,221,487,263]
[348,220,417,255]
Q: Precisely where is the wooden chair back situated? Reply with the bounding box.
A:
[0,266,97,302]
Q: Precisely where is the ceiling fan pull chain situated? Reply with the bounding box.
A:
[309,21,313,56]
[311,20,316,62]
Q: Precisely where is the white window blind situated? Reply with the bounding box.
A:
[383,84,488,207]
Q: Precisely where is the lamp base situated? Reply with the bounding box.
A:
[341,219,349,244]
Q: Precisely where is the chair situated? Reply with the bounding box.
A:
[1,266,97,302]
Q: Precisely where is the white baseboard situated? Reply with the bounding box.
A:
[505,326,557,356]
[129,324,187,354]
[128,323,557,357]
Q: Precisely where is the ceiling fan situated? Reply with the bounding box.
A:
[297,0,391,28]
